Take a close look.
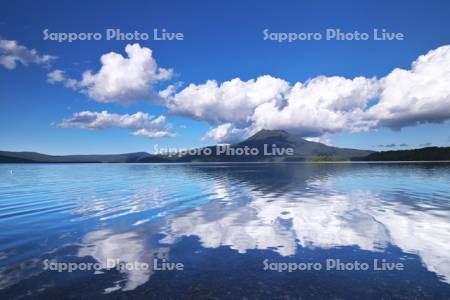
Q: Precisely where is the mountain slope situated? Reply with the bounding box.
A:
[237,129,373,158]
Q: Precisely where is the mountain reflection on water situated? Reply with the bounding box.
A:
[0,163,449,298]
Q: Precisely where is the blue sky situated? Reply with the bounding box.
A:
[1,0,449,154]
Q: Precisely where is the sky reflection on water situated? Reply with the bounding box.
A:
[0,163,449,298]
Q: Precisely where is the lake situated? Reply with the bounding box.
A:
[0,163,449,299]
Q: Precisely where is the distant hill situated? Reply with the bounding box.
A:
[0,155,35,163]
[358,147,450,161]
[0,151,153,163]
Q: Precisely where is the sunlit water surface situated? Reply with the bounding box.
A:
[0,163,449,299]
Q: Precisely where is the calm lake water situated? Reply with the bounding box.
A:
[0,163,449,299]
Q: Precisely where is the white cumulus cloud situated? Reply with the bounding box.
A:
[0,39,55,70]
[166,75,290,125]
[57,111,175,138]
[47,69,78,89]
[78,44,173,103]
[202,123,249,144]
[305,135,333,146]
[250,76,380,137]
[368,45,450,129]
[51,44,173,103]
[47,69,65,83]
[131,128,175,138]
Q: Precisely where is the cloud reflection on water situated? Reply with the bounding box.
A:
[78,229,169,293]
[160,164,450,284]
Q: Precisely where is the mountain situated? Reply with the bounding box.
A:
[237,129,373,158]
[140,129,374,162]
[0,151,153,163]
[358,147,450,161]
